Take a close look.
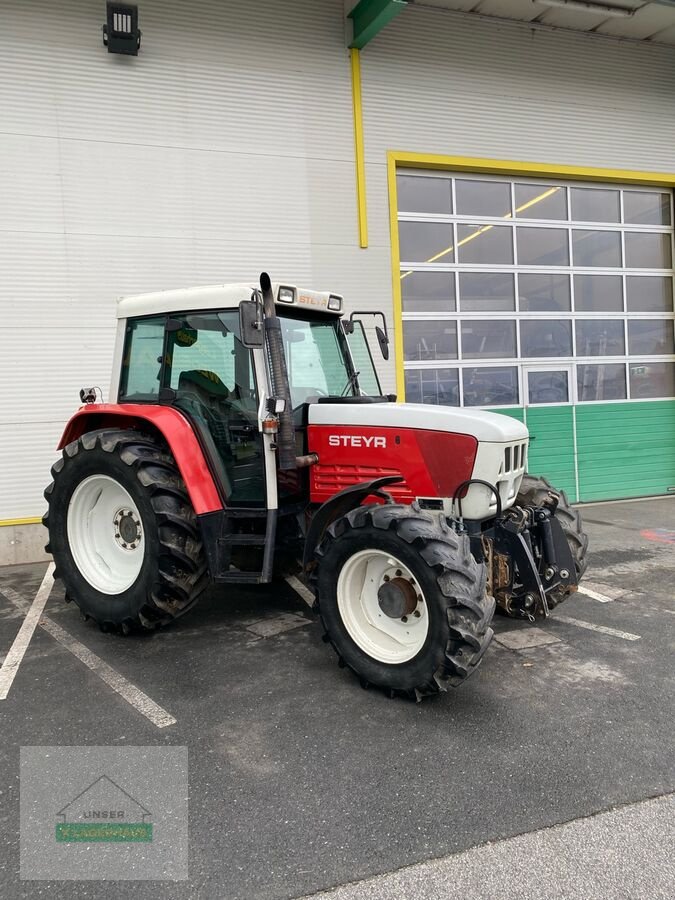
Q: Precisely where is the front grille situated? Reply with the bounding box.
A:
[500,441,528,476]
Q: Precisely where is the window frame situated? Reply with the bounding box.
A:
[118,314,167,403]
[397,169,675,408]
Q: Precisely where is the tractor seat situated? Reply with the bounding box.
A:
[175,369,234,497]
[178,369,230,401]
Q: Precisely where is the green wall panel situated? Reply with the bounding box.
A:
[575,400,675,501]
[488,408,525,423]
[524,406,577,500]
[486,402,675,502]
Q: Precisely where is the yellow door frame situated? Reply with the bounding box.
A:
[387,150,675,400]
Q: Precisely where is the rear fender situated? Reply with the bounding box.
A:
[57,404,223,515]
[303,476,403,569]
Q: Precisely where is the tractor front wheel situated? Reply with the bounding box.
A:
[313,504,495,700]
[43,429,208,632]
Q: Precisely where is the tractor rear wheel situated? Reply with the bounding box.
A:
[313,504,495,700]
[43,429,208,632]
[516,474,588,609]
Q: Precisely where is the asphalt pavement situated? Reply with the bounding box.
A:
[0,496,673,898]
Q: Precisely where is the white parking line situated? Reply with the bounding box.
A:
[285,575,316,609]
[0,563,54,700]
[0,576,176,728]
[579,586,615,603]
[38,617,177,728]
[554,615,641,642]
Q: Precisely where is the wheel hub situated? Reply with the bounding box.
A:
[336,550,429,664]
[113,507,142,550]
[377,576,419,619]
[67,474,145,595]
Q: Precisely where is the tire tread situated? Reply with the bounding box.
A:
[314,503,494,700]
[43,428,208,632]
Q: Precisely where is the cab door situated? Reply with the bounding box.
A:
[164,311,266,507]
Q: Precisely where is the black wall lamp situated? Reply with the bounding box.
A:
[102,3,142,55]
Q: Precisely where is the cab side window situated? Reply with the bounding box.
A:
[119,317,165,400]
[166,312,263,505]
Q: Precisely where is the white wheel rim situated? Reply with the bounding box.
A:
[67,474,145,595]
[336,549,429,664]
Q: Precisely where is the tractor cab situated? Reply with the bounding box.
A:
[113,280,389,513]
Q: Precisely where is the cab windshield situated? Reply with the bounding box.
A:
[279,311,376,408]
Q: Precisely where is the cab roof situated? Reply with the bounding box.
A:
[116,283,343,319]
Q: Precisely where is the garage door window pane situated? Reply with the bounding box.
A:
[577,364,627,401]
[463,367,519,407]
[404,321,457,360]
[624,232,672,269]
[401,271,455,313]
[515,184,567,220]
[520,320,572,357]
[570,187,620,223]
[528,371,569,404]
[629,362,675,399]
[517,227,569,266]
[455,180,511,218]
[457,224,513,264]
[397,175,453,215]
[461,321,516,358]
[572,230,622,268]
[574,274,623,311]
[626,276,673,312]
[628,320,674,355]
[459,272,515,312]
[623,192,671,226]
[575,320,625,356]
[405,368,459,406]
[399,221,454,263]
[519,273,571,311]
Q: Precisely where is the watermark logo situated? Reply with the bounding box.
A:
[21,746,187,880]
[55,774,153,843]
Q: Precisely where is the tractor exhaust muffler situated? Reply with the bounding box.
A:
[259,272,298,471]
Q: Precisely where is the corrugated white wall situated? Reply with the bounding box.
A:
[0,0,391,527]
[1,0,674,547]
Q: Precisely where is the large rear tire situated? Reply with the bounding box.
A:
[516,474,588,609]
[313,504,495,700]
[43,429,208,632]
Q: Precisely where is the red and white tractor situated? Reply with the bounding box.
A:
[44,274,587,699]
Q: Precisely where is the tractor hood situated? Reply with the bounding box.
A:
[307,402,528,444]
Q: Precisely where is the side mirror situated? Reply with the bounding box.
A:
[239,298,264,348]
[348,311,390,360]
[375,325,389,360]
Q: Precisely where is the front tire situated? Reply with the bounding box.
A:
[313,504,495,700]
[43,429,208,632]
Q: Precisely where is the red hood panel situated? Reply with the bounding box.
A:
[308,425,477,504]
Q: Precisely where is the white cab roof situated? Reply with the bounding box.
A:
[116,283,341,319]
[309,402,529,443]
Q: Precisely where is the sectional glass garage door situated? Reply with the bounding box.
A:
[396,170,675,501]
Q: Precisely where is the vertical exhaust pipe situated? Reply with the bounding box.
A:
[260,272,297,471]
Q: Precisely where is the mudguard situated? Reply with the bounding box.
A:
[57,403,223,515]
[303,475,403,569]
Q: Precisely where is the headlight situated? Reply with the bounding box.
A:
[328,294,343,311]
